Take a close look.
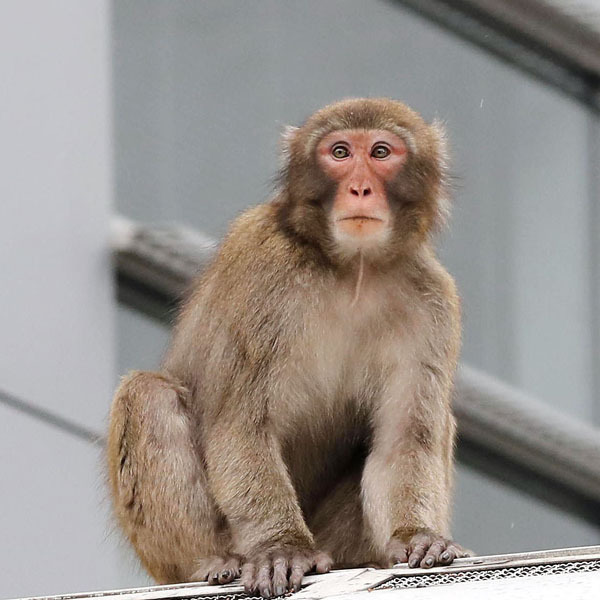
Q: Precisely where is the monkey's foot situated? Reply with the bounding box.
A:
[241,546,333,598]
[191,554,241,585]
[386,529,472,569]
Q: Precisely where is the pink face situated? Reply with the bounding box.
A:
[316,129,408,253]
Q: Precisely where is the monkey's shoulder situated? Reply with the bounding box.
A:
[177,203,319,336]
[211,203,321,289]
[403,249,460,315]
[222,203,283,255]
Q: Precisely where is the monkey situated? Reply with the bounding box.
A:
[107,98,470,599]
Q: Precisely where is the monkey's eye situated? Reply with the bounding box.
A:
[371,145,391,159]
[331,145,350,159]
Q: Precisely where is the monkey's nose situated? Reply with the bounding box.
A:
[350,185,372,197]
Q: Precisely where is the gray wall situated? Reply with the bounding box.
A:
[0,1,133,597]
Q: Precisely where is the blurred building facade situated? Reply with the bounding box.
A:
[1,1,600,598]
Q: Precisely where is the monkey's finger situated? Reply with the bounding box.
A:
[241,562,257,595]
[439,547,456,565]
[313,551,333,574]
[224,556,242,580]
[289,557,311,593]
[256,560,274,599]
[408,542,429,568]
[420,539,447,568]
[442,542,471,563]
[217,568,235,585]
[390,543,409,565]
[207,558,225,585]
[272,556,289,597]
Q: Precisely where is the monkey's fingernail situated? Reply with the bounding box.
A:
[425,557,434,567]
[409,559,419,568]
[260,588,271,599]
[275,586,285,596]
[442,552,450,561]
[222,570,230,579]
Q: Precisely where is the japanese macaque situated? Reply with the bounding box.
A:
[107,98,469,598]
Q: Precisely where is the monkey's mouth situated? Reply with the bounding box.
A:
[338,216,384,222]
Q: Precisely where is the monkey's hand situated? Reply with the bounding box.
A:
[241,544,333,598]
[386,528,472,569]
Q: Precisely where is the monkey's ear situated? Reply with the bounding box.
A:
[279,125,299,164]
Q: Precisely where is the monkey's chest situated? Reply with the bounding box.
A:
[285,289,413,402]
[276,293,415,441]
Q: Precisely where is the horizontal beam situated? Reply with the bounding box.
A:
[111,216,215,323]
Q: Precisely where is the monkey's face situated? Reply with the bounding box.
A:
[279,99,448,266]
[316,129,408,259]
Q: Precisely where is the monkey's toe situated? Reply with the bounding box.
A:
[389,530,469,569]
[212,556,241,584]
[440,543,473,564]
[192,555,241,585]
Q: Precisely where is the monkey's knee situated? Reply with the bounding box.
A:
[110,370,189,437]
[107,370,192,514]
[111,370,189,415]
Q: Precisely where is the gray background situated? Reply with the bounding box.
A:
[1,0,599,597]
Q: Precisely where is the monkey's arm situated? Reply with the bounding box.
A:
[202,397,332,595]
[362,382,463,568]
[168,237,332,594]
[204,415,312,552]
[362,266,467,569]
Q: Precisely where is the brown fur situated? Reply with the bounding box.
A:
[107,98,467,596]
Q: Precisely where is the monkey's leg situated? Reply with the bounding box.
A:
[107,371,239,584]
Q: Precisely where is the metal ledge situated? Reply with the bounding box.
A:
[14,546,600,600]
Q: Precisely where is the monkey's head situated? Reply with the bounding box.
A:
[278,98,449,266]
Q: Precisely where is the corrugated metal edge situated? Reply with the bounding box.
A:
[14,546,600,600]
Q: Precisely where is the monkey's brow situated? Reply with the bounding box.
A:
[386,125,417,154]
